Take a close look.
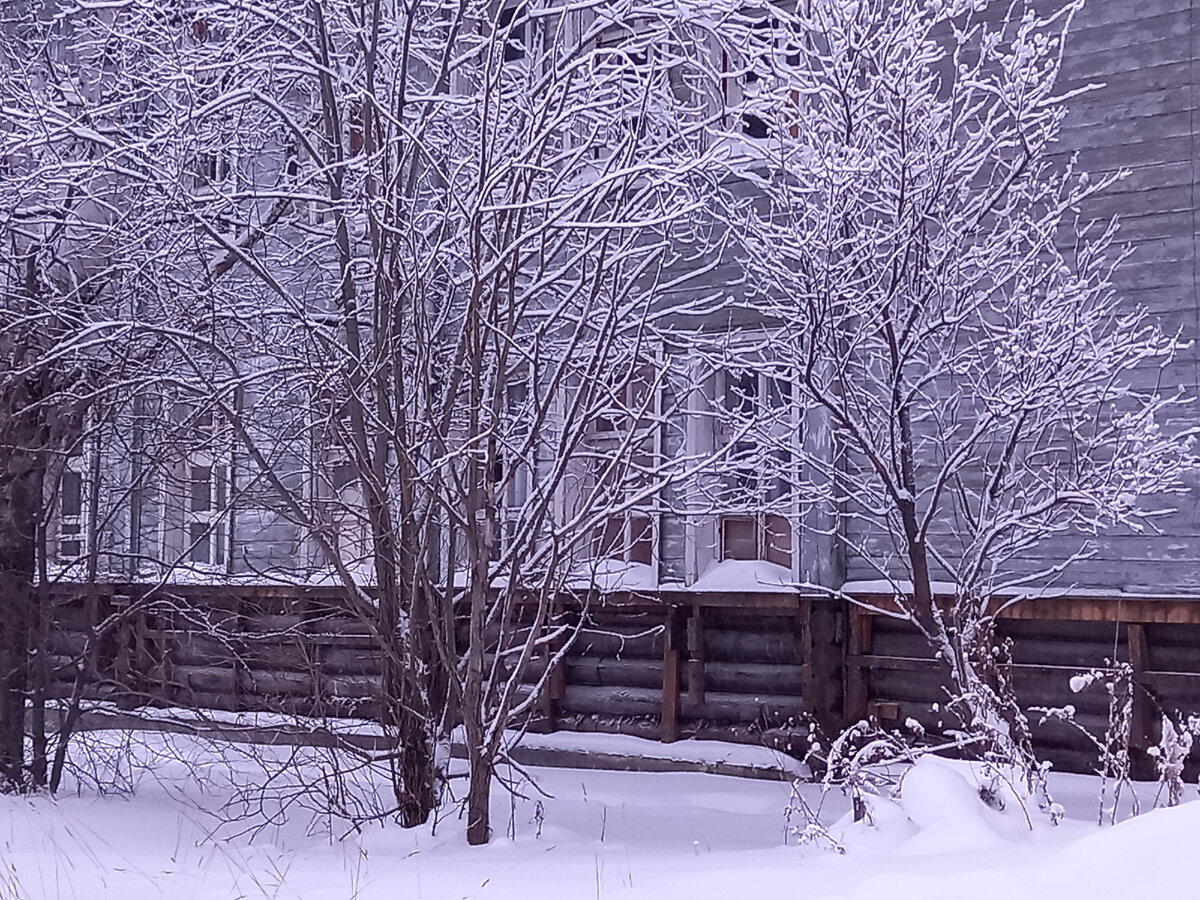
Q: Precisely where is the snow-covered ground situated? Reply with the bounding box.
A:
[0,728,1187,899]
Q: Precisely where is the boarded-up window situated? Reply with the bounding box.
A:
[765,513,791,568]
[721,515,757,561]
[59,467,84,559]
[596,512,655,566]
[720,513,792,568]
[348,103,364,155]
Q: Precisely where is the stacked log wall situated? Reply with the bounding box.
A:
[847,598,1200,778]
[41,583,1200,779]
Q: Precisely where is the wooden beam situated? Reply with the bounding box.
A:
[799,595,814,708]
[843,607,870,723]
[660,607,681,743]
[686,604,706,708]
[540,627,567,733]
[848,591,1200,627]
[1126,623,1152,749]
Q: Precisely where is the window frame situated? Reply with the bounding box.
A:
[709,358,799,573]
[719,511,792,569]
[56,446,90,562]
[723,14,804,140]
[181,409,233,569]
[586,351,664,573]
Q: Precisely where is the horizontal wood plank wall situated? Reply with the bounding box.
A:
[1016,0,1200,591]
[42,585,825,749]
[847,591,1200,777]
[842,0,1200,593]
[46,585,386,720]
[548,600,813,746]
[41,583,1200,776]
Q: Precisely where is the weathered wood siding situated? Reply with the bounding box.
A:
[844,0,1200,594]
[1030,0,1200,591]
[851,605,1200,778]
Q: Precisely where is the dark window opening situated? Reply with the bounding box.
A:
[596,513,654,565]
[190,466,213,512]
[61,470,83,517]
[189,522,211,564]
[331,461,357,491]
[348,102,364,155]
[189,522,226,565]
[499,5,527,62]
[743,114,769,139]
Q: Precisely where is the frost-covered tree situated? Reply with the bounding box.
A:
[38,0,729,841]
[702,0,1196,774]
[0,0,164,790]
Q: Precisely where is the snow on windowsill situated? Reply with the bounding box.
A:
[689,558,793,593]
[568,559,658,592]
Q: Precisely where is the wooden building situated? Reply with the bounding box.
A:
[31,0,1200,771]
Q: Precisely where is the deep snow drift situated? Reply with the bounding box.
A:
[0,729,1188,899]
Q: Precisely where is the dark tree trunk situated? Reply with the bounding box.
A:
[0,452,40,791]
[28,508,50,788]
[466,750,492,846]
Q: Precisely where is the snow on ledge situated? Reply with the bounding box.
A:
[460,726,805,777]
[568,559,658,592]
[689,559,794,593]
[840,580,1200,602]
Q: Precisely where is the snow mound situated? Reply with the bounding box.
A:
[831,757,1040,856]
[569,559,658,591]
[897,758,1017,853]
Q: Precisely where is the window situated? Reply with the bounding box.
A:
[720,513,791,568]
[347,102,365,156]
[594,363,654,433]
[595,511,654,566]
[492,377,533,551]
[711,362,796,569]
[591,23,662,151]
[588,441,658,568]
[57,448,88,561]
[191,64,237,199]
[311,399,371,568]
[730,15,803,139]
[498,4,527,62]
[194,150,231,191]
[716,365,792,503]
[183,409,231,567]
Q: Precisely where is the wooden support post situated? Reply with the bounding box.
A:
[843,606,870,723]
[230,596,243,712]
[133,605,152,702]
[158,600,174,703]
[687,603,706,708]
[661,606,681,743]
[539,626,567,733]
[1126,622,1154,778]
[296,594,321,716]
[799,594,814,708]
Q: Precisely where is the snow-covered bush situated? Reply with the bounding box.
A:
[1036,662,1137,825]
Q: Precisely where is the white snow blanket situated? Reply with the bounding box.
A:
[0,731,1186,899]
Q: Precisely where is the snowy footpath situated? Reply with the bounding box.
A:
[0,728,1189,899]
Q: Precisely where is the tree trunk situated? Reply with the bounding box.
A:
[380,592,436,828]
[466,750,492,846]
[0,453,39,791]
[28,517,49,788]
[0,570,30,790]
[394,697,436,828]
